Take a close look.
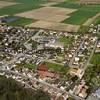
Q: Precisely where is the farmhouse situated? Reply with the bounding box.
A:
[80,0,100,4]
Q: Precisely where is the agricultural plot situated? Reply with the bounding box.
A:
[27,20,79,32]
[16,6,79,32]
[54,0,100,32]
[0,0,48,16]
[0,0,99,32]
[7,17,36,26]
[16,7,77,22]
[0,1,17,9]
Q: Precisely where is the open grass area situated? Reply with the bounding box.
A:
[59,36,74,45]
[16,62,36,70]
[46,62,63,72]
[7,17,36,26]
[24,63,36,70]
[91,53,100,65]
[0,0,48,16]
[46,62,70,74]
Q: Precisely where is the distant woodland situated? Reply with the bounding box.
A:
[0,76,50,100]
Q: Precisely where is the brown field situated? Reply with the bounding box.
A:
[27,20,80,32]
[41,2,59,7]
[16,6,78,32]
[41,0,65,6]
[16,7,77,22]
[0,1,17,9]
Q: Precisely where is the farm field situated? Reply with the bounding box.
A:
[7,17,36,26]
[0,0,99,32]
[0,0,48,16]
[54,0,100,32]
[0,1,17,9]
[54,0,100,25]
[27,20,79,32]
[15,7,77,22]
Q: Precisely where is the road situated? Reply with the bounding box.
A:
[83,39,98,72]
[0,69,85,100]
[69,39,85,67]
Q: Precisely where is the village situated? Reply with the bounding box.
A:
[0,24,100,100]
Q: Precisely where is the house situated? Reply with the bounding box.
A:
[37,63,59,78]
[79,85,89,98]
[45,41,64,51]
[38,70,59,78]
[70,68,84,79]
[95,41,100,53]
[71,81,89,99]
[38,63,48,71]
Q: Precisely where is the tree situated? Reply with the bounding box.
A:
[0,76,50,100]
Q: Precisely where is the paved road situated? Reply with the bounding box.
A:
[83,39,98,72]
[69,39,85,67]
[0,69,84,100]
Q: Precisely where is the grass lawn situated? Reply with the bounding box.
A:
[90,53,100,65]
[16,62,36,70]
[46,62,63,72]
[24,63,36,70]
[7,17,36,26]
[59,36,74,45]
[46,62,69,74]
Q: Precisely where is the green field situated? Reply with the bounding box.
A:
[24,63,36,70]
[54,0,100,25]
[93,17,100,25]
[0,0,99,32]
[46,62,69,74]
[59,36,74,45]
[91,53,100,65]
[0,0,48,26]
[0,0,48,16]
[16,62,36,70]
[7,17,36,26]
[46,62,63,72]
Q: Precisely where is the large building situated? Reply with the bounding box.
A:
[80,0,100,4]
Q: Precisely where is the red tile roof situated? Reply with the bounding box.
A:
[38,70,59,78]
[38,63,48,71]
